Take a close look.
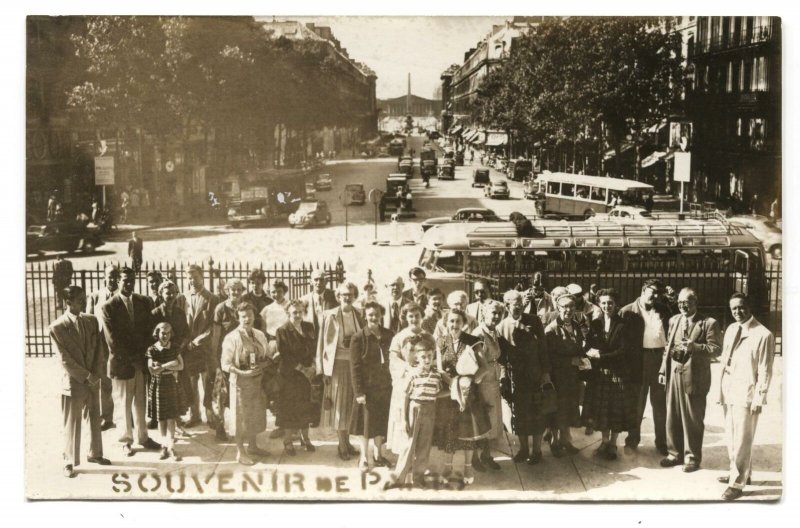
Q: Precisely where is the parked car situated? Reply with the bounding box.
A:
[421,208,501,232]
[604,206,655,222]
[484,180,510,199]
[471,168,491,188]
[439,158,455,180]
[343,183,366,206]
[727,214,782,259]
[507,159,533,182]
[288,200,332,228]
[227,198,271,228]
[314,173,333,191]
[398,156,413,177]
[26,222,104,255]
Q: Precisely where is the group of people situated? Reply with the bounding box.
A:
[50,263,774,499]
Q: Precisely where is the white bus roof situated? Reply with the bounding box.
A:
[538,172,654,192]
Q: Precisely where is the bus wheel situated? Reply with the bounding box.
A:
[583,209,596,220]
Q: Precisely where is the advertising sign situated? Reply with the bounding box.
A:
[94,156,115,186]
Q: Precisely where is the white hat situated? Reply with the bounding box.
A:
[566,283,583,295]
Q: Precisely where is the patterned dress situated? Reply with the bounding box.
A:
[433,334,491,453]
[146,343,182,421]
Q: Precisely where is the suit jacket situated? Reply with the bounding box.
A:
[302,289,339,330]
[176,288,218,356]
[381,295,406,333]
[619,299,671,385]
[128,237,143,257]
[316,307,365,376]
[101,293,153,379]
[718,317,775,408]
[496,313,550,385]
[587,315,632,380]
[86,287,117,355]
[49,313,104,395]
[658,312,722,396]
[401,287,429,310]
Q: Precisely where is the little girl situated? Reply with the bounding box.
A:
[147,322,184,461]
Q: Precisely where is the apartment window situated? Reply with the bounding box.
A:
[749,118,766,150]
[751,56,768,92]
[741,59,751,92]
[726,61,733,93]
[736,117,743,137]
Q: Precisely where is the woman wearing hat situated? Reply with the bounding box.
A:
[544,294,590,456]
[316,281,364,460]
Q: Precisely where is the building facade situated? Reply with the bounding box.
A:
[377,94,442,117]
[685,16,781,207]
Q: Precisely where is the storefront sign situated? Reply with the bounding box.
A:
[94,156,115,186]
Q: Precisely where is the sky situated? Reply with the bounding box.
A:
[287,16,508,100]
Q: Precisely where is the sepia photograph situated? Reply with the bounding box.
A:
[22,8,785,504]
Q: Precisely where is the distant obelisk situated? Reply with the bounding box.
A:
[406,73,410,114]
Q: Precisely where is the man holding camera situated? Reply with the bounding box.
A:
[658,288,721,473]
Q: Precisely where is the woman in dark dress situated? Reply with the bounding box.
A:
[434,309,491,487]
[544,294,589,456]
[350,301,394,472]
[581,288,635,461]
[147,322,184,461]
[275,300,317,455]
[150,280,190,420]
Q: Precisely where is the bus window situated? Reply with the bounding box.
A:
[436,250,464,273]
[576,184,590,199]
[419,248,436,270]
[561,183,575,197]
[591,187,607,202]
[547,181,560,195]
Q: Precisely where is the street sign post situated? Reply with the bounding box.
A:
[339,193,353,248]
[368,188,385,242]
[674,151,691,214]
[94,156,115,207]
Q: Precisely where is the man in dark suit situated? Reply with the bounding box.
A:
[50,286,111,478]
[86,264,120,430]
[127,231,144,272]
[658,288,721,472]
[620,279,672,454]
[101,267,160,456]
[302,269,338,334]
[52,255,73,309]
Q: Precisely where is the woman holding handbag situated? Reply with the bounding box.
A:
[350,301,394,471]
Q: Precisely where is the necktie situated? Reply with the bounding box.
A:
[312,295,319,331]
[727,325,743,367]
[681,316,690,340]
[123,295,134,325]
[391,302,399,330]
[74,316,83,342]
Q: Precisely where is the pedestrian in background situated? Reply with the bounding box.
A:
[717,293,775,500]
[128,232,143,272]
[52,255,73,310]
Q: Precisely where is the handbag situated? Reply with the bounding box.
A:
[455,345,480,376]
[536,381,558,416]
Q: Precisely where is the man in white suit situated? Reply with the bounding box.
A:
[465,279,492,325]
[717,292,775,501]
[50,286,111,478]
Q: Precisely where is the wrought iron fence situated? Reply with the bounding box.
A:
[25,257,345,358]
[464,261,782,354]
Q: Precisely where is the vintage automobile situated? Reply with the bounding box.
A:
[455,150,465,166]
[398,156,414,177]
[288,200,332,228]
[305,181,317,198]
[438,158,455,180]
[26,222,104,255]
[343,183,366,206]
[728,214,783,259]
[507,159,533,182]
[314,173,333,191]
[420,207,502,232]
[484,180,510,199]
[227,198,271,227]
[471,168,491,188]
[383,174,408,208]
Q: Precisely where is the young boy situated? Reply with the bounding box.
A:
[386,333,442,489]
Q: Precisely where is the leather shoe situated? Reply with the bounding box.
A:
[512,450,529,463]
[471,452,486,472]
[122,444,134,457]
[140,438,162,450]
[660,457,683,468]
[481,453,501,470]
[527,451,542,465]
[722,487,743,501]
[63,464,76,478]
[100,421,115,432]
[561,443,580,456]
[603,445,618,461]
[683,462,700,473]
[87,456,111,466]
[147,420,158,430]
[717,476,751,485]
[284,444,297,457]
[656,445,669,456]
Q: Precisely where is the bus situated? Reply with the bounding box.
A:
[530,172,654,219]
[417,215,769,315]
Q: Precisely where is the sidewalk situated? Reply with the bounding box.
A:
[25,357,782,501]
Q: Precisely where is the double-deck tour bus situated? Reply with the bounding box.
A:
[531,172,655,219]
[417,214,768,313]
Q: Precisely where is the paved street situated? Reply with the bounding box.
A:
[25,356,782,500]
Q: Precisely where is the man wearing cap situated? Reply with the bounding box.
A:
[566,283,602,323]
[620,279,672,454]
[657,288,721,473]
[401,267,430,310]
[302,269,339,334]
[466,279,493,325]
[86,264,121,430]
[381,276,406,333]
[537,286,568,327]
[176,264,219,427]
[101,267,160,456]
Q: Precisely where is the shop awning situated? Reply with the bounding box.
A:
[603,143,634,160]
[465,130,481,143]
[461,128,474,138]
[449,124,462,135]
[640,151,666,168]
[645,119,668,134]
[486,132,508,147]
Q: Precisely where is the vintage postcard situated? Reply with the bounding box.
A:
[25,14,782,501]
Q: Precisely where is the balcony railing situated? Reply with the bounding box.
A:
[694,23,774,56]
